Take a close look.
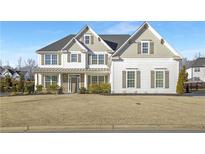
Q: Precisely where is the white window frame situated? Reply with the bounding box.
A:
[84,34,91,45]
[126,70,135,88]
[141,41,150,54]
[45,75,57,87]
[90,75,106,84]
[98,54,105,65]
[155,70,165,88]
[45,54,51,65]
[194,67,200,72]
[91,53,105,65]
[45,54,58,65]
[70,53,78,63]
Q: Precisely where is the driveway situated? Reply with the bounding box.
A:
[1,94,205,132]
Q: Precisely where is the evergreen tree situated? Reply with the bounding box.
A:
[176,65,188,94]
[18,74,25,92]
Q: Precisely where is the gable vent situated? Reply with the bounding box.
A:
[98,37,101,41]
[161,39,165,44]
[144,23,149,29]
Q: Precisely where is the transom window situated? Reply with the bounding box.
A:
[84,35,90,44]
[141,41,150,54]
[156,71,164,88]
[91,54,105,65]
[127,71,135,88]
[45,75,57,88]
[45,54,57,65]
[194,67,200,72]
[71,54,78,62]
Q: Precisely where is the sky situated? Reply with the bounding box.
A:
[0,21,205,67]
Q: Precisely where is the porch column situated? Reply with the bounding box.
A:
[58,73,62,87]
[84,73,87,89]
[34,73,38,90]
[38,73,42,85]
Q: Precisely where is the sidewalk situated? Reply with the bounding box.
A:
[1,124,205,132]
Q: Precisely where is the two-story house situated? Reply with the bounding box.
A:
[34,22,182,94]
[186,57,205,82]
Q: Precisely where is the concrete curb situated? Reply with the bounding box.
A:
[1,124,205,132]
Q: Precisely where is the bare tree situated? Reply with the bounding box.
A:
[0,59,2,67]
[194,52,202,59]
[17,57,23,70]
[24,58,36,80]
[6,60,10,67]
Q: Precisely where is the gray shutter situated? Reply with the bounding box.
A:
[91,35,94,44]
[105,75,108,83]
[122,71,126,88]
[67,52,70,62]
[88,54,91,65]
[136,71,141,88]
[82,36,84,44]
[88,75,91,86]
[78,54,81,62]
[41,54,44,65]
[58,53,61,65]
[137,42,141,54]
[105,54,108,65]
[165,71,169,88]
[41,75,44,87]
[150,42,154,54]
[151,70,155,88]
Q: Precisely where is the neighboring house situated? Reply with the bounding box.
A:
[34,22,182,94]
[0,68,19,80]
[0,67,31,81]
[186,57,205,82]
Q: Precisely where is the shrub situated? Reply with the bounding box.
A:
[176,65,188,94]
[79,87,87,94]
[88,84,101,94]
[12,84,17,92]
[0,80,5,92]
[88,83,111,94]
[99,83,111,94]
[24,81,35,94]
[47,84,61,94]
[36,85,43,92]
[18,74,25,92]
[23,86,29,95]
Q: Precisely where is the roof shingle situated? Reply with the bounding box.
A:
[37,34,130,52]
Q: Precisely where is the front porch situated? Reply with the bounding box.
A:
[35,72,110,93]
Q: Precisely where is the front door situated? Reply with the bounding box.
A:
[71,77,77,93]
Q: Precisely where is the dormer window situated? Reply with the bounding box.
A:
[141,41,150,54]
[84,34,91,44]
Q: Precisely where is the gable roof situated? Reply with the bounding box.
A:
[100,35,130,51]
[37,25,130,52]
[37,35,75,51]
[112,22,182,58]
[188,57,205,68]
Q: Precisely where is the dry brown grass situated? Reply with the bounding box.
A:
[1,94,205,128]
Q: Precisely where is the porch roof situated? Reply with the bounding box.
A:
[34,67,110,73]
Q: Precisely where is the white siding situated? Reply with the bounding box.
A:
[187,67,205,82]
[111,58,179,94]
[37,51,111,69]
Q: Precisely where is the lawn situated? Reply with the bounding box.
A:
[0,94,205,131]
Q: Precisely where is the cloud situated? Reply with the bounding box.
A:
[104,22,142,34]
